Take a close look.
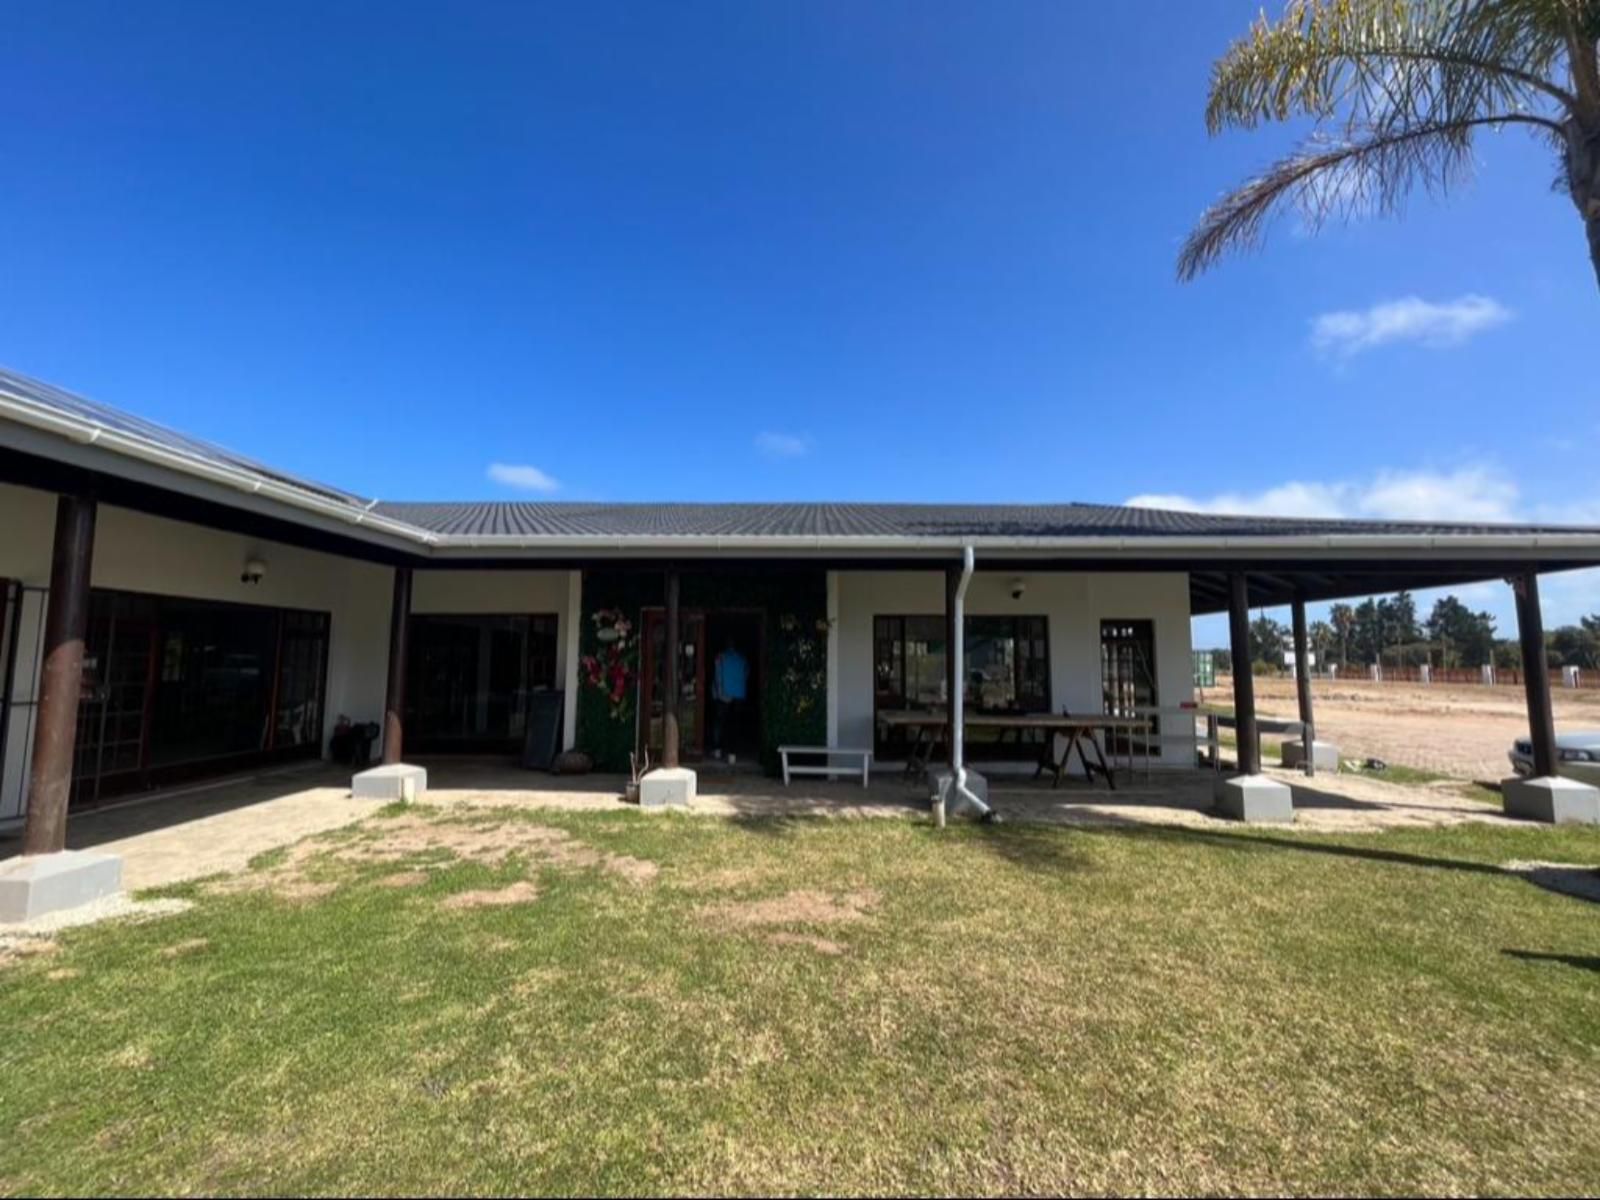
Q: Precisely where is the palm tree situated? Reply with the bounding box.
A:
[1178,0,1600,291]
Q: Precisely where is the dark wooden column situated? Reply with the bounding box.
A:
[22,494,97,856]
[1291,596,1316,777]
[945,566,959,768]
[662,567,680,769]
[382,566,412,765]
[1227,572,1260,776]
[1513,572,1557,778]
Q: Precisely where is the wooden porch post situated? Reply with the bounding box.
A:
[1227,572,1260,776]
[945,566,959,768]
[662,567,681,769]
[1512,572,1557,778]
[22,493,97,856]
[1291,596,1316,777]
[382,566,412,765]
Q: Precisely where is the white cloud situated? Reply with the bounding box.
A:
[1127,465,1519,523]
[486,462,560,493]
[1310,294,1511,357]
[756,431,812,458]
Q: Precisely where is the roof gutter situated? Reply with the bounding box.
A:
[422,531,1600,557]
[0,389,439,548]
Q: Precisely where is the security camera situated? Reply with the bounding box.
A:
[1009,577,1026,601]
[240,557,267,585]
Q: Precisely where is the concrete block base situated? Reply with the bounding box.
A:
[0,850,124,925]
[1214,773,1295,824]
[931,769,989,817]
[1281,740,1341,773]
[1502,774,1600,825]
[351,763,428,802]
[639,766,696,809]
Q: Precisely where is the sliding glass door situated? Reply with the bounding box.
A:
[71,589,331,807]
[404,614,559,752]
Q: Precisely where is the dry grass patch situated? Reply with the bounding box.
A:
[699,887,879,956]
[704,887,879,928]
[441,881,540,910]
[0,938,57,970]
[205,810,659,904]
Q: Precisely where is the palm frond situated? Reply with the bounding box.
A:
[1206,0,1576,140]
[1177,112,1563,280]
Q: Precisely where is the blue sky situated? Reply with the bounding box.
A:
[3,1,1597,644]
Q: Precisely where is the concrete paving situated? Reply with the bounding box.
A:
[0,757,1525,895]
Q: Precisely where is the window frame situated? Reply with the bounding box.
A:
[872,612,1052,759]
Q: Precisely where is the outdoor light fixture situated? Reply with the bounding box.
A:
[240,557,267,585]
[1009,577,1027,601]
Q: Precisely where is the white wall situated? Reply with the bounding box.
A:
[0,482,392,820]
[834,569,1194,766]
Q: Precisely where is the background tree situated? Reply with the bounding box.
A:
[1180,0,1600,291]
[1309,618,1337,667]
[1548,620,1600,667]
[1329,602,1356,666]
[1425,594,1499,666]
[1250,613,1289,668]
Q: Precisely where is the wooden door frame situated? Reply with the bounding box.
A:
[641,605,769,761]
[641,607,708,758]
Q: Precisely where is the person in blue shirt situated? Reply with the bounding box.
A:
[711,636,748,760]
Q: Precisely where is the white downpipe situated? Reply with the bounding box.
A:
[941,543,992,825]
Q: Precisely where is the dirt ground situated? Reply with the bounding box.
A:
[1205,675,1600,781]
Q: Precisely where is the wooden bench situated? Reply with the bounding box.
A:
[778,745,872,787]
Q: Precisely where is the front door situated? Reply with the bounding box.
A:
[642,608,706,759]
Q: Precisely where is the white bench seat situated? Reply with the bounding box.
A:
[778,745,872,788]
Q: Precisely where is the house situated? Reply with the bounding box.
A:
[3,366,1600,915]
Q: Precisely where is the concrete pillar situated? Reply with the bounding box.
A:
[22,494,97,855]
[1502,572,1599,823]
[1216,572,1292,822]
[382,566,412,765]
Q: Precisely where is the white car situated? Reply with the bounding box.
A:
[1508,731,1600,786]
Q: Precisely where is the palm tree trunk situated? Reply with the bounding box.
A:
[1564,116,1600,294]
[1589,211,1600,294]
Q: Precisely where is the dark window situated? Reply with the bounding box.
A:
[405,614,559,752]
[873,614,1050,760]
[275,611,331,751]
[1101,619,1158,755]
[70,589,330,808]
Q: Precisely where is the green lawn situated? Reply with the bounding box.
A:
[4,805,1600,1196]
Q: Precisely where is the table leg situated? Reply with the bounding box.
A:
[1087,731,1116,791]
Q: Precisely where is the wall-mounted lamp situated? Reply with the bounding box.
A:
[241,557,267,585]
[1009,576,1027,601]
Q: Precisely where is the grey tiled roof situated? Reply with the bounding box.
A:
[371,500,1593,541]
[5,364,1599,546]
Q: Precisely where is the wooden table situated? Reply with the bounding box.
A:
[876,711,1153,790]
